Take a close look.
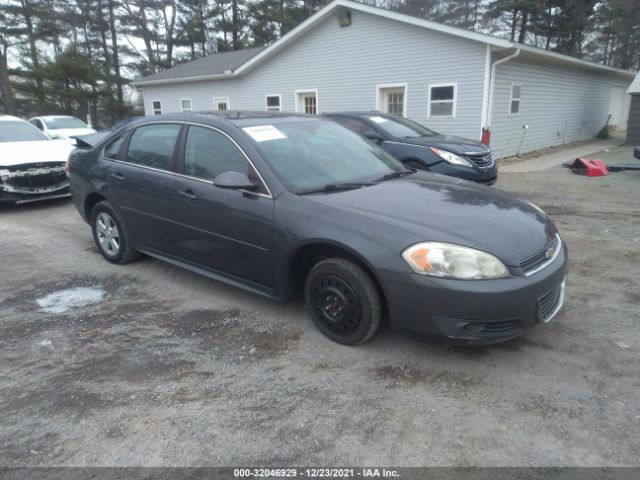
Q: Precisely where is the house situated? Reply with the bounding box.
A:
[132,0,636,159]
[626,73,640,145]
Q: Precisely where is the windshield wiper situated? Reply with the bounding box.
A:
[373,170,414,183]
[299,182,374,195]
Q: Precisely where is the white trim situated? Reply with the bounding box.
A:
[427,83,457,119]
[151,99,162,115]
[213,97,230,111]
[295,89,319,114]
[509,83,522,115]
[180,98,193,112]
[480,45,492,132]
[132,0,634,87]
[265,94,282,112]
[375,83,408,117]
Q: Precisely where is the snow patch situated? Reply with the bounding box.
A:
[36,287,105,314]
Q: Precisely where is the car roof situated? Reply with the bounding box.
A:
[0,115,27,122]
[37,115,77,120]
[323,111,387,119]
[136,111,326,129]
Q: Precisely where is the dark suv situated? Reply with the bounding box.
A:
[324,112,497,185]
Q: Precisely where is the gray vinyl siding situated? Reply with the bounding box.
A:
[626,95,640,145]
[490,58,626,158]
[141,10,487,141]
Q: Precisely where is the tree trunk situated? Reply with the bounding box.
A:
[518,11,528,43]
[232,0,239,50]
[107,0,124,112]
[0,48,16,114]
[21,0,45,110]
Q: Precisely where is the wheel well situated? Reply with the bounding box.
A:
[289,243,388,317]
[84,193,106,220]
[402,158,429,170]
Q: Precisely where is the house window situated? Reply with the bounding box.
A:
[296,90,318,115]
[181,99,192,112]
[266,95,281,112]
[152,100,162,115]
[377,84,407,117]
[214,97,230,111]
[510,84,522,114]
[428,84,456,117]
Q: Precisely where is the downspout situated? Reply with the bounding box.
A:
[482,48,520,146]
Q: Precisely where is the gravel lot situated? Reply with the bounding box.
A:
[1,147,639,467]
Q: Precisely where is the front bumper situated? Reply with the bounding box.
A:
[430,161,498,185]
[383,242,568,344]
[0,164,70,205]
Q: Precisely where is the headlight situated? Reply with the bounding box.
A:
[401,242,510,279]
[430,147,473,167]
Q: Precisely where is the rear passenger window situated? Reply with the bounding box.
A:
[125,124,181,171]
[184,126,248,181]
[104,135,125,159]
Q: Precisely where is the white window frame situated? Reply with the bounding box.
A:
[180,98,193,112]
[376,83,408,117]
[151,100,162,115]
[265,94,282,112]
[428,83,457,119]
[509,83,522,115]
[213,97,230,111]
[295,89,319,114]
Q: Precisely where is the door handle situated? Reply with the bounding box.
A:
[110,172,125,181]
[178,189,197,200]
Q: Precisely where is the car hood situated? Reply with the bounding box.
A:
[50,127,97,138]
[399,134,489,155]
[0,140,74,167]
[307,172,556,266]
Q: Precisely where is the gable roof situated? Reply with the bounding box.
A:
[629,72,640,94]
[133,0,635,87]
[134,47,265,85]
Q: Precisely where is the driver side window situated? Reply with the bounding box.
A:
[184,125,252,182]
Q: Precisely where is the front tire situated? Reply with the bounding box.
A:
[90,200,139,264]
[304,258,381,345]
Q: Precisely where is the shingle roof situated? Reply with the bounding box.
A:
[629,72,640,94]
[135,47,265,85]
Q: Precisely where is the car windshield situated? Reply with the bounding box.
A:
[246,119,405,193]
[366,115,437,138]
[0,121,50,142]
[44,117,88,129]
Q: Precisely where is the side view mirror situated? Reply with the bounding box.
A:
[48,131,60,139]
[213,171,258,191]
[634,146,640,160]
[364,131,384,144]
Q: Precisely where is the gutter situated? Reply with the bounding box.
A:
[485,48,520,131]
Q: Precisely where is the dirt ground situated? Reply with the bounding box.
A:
[1,147,639,467]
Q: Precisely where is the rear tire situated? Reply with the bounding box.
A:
[304,258,381,345]
[90,200,139,264]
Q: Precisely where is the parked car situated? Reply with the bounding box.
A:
[323,112,498,185]
[69,112,567,345]
[0,115,74,205]
[28,115,96,144]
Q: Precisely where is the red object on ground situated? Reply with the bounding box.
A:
[481,128,491,146]
[573,157,609,177]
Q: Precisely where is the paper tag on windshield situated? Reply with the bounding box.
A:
[243,125,286,142]
[369,116,387,124]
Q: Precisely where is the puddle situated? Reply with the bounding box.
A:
[36,287,106,314]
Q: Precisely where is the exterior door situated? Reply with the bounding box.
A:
[173,125,274,288]
[107,123,182,253]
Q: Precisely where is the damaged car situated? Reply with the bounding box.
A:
[0,115,75,205]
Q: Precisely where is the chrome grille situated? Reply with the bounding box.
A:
[521,235,561,275]
[537,279,566,323]
[466,152,494,168]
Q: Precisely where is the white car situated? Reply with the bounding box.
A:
[28,115,96,144]
[0,115,75,204]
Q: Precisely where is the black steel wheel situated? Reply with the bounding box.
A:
[304,258,381,345]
